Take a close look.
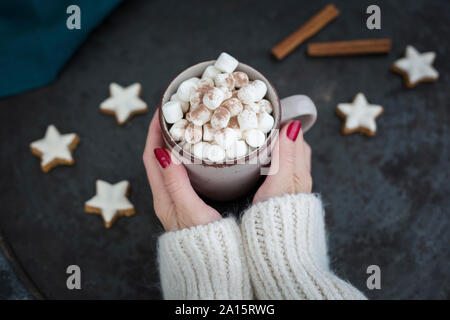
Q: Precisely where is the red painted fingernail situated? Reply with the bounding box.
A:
[286,120,302,141]
[154,148,171,168]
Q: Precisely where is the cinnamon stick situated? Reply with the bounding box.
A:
[307,39,392,56]
[271,4,340,60]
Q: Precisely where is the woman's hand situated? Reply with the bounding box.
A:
[253,120,312,204]
[143,110,222,231]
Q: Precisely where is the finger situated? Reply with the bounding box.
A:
[303,140,312,172]
[279,120,303,172]
[293,128,307,171]
[293,129,313,193]
[142,109,172,208]
[263,120,302,189]
[153,146,208,213]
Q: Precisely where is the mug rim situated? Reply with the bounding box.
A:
[158,60,281,168]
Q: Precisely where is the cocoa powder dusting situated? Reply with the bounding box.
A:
[213,106,229,122]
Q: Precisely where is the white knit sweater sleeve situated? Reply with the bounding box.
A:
[240,193,367,300]
[158,217,253,299]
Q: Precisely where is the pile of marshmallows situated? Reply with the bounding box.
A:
[162,52,274,162]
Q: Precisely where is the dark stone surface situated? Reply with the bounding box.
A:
[0,251,33,299]
[0,0,449,299]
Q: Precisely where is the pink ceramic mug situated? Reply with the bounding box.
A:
[159,61,317,201]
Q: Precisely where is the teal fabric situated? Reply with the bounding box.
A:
[0,0,122,97]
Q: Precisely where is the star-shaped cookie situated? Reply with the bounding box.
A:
[100,83,148,125]
[336,93,383,137]
[392,45,439,88]
[30,125,80,172]
[85,180,135,228]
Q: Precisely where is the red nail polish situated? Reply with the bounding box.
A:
[286,120,302,141]
[154,148,171,168]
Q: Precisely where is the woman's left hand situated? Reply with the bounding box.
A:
[143,109,222,232]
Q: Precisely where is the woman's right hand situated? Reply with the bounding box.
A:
[143,109,222,232]
[253,120,312,204]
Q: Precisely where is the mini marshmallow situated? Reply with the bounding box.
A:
[169,119,189,141]
[219,86,232,100]
[214,127,238,149]
[228,116,240,130]
[252,80,267,102]
[177,78,199,102]
[202,123,216,141]
[215,73,235,90]
[162,101,183,124]
[170,93,189,113]
[244,102,261,113]
[192,141,211,159]
[244,129,266,148]
[221,98,243,117]
[198,77,214,89]
[214,52,239,73]
[190,104,211,126]
[226,140,248,159]
[232,71,249,88]
[197,79,214,97]
[203,87,225,110]
[237,85,255,104]
[189,91,203,111]
[237,80,267,104]
[228,117,242,139]
[182,141,192,153]
[202,65,221,80]
[184,123,202,144]
[206,144,226,162]
[256,99,273,114]
[238,109,258,131]
[258,111,274,133]
[211,106,231,130]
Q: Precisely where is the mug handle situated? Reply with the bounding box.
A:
[280,95,317,133]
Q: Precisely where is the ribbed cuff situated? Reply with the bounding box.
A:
[241,193,366,300]
[158,217,252,300]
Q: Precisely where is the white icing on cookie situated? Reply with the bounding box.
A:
[85,180,134,227]
[100,83,148,124]
[337,93,383,133]
[393,45,439,86]
[30,125,79,167]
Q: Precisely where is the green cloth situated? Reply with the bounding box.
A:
[0,0,122,97]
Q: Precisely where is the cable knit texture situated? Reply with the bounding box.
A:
[240,193,366,300]
[158,217,253,299]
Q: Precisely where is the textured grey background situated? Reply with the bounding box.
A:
[0,0,449,299]
[0,251,32,299]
